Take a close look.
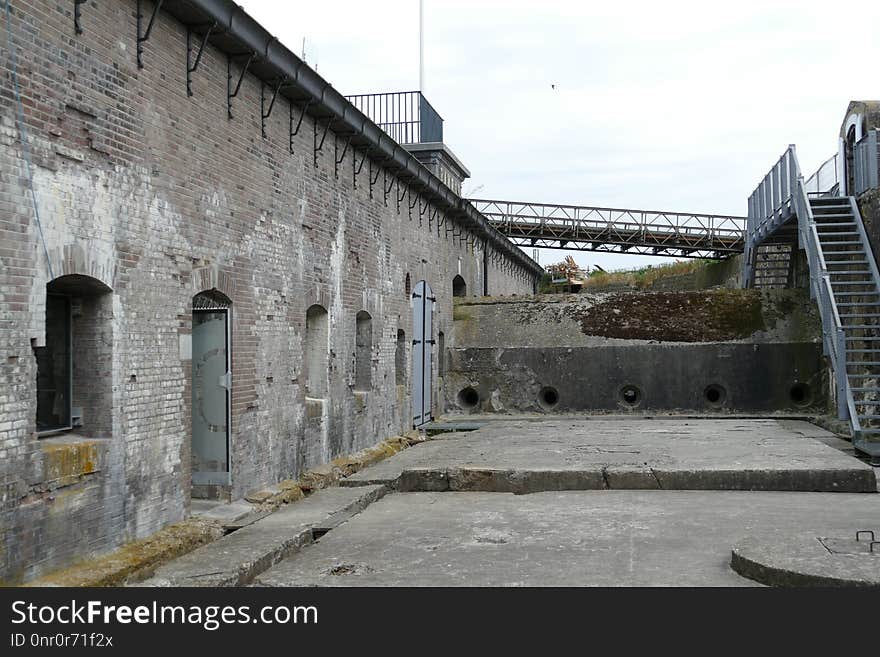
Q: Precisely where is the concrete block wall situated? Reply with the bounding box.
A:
[446,291,826,416]
[0,0,536,583]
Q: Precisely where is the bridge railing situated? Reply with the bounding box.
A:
[747,145,858,430]
[471,199,745,254]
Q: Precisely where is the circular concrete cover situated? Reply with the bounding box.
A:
[731,533,880,587]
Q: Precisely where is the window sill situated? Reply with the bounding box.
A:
[40,434,109,487]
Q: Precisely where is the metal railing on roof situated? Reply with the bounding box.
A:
[345,91,443,145]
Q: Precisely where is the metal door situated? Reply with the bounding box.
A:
[412,280,435,427]
[192,307,231,485]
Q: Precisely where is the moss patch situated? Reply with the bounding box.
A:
[25,518,224,587]
[575,289,765,342]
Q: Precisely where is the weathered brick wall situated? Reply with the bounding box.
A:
[0,0,536,582]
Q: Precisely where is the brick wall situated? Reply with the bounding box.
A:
[0,0,536,582]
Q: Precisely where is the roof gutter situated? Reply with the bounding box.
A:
[177,0,543,277]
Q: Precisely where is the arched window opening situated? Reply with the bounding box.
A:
[452,274,467,297]
[36,275,112,436]
[305,305,329,397]
[395,329,406,385]
[355,311,372,391]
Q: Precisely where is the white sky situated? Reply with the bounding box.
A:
[241,0,879,272]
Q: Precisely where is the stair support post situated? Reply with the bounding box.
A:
[835,326,849,422]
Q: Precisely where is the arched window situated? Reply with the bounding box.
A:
[395,329,406,385]
[452,274,467,297]
[36,275,112,436]
[355,311,372,391]
[305,305,329,397]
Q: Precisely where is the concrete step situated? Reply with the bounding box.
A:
[136,485,388,587]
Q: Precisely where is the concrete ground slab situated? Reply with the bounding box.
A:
[255,490,880,587]
[138,485,387,587]
[342,419,875,493]
[731,533,880,587]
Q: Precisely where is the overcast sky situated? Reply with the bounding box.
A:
[241,0,879,272]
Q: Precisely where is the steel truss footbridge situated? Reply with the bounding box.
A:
[471,199,746,259]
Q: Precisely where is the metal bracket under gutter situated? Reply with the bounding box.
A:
[74,0,87,34]
[137,0,165,69]
[167,0,543,280]
[187,22,217,96]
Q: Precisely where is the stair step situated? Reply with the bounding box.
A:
[846,338,880,342]
[834,292,880,296]
[829,271,873,275]
[851,387,880,392]
[843,325,880,329]
[832,281,875,286]
[847,362,880,366]
[816,222,856,227]
[827,260,869,264]
[823,251,866,256]
[838,302,880,307]
[848,374,880,378]
[818,238,862,243]
[842,314,880,318]
[846,349,880,353]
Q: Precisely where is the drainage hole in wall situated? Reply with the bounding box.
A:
[538,386,559,410]
[620,385,641,407]
[457,386,480,409]
[704,384,727,406]
[789,383,811,407]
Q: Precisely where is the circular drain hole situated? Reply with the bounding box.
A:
[789,383,812,407]
[620,385,642,407]
[704,384,727,407]
[457,386,480,409]
[538,386,559,411]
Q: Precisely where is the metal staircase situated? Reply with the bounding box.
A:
[745,145,880,462]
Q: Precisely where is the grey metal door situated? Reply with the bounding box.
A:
[412,280,435,427]
[192,308,231,485]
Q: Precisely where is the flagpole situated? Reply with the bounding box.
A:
[419,0,425,93]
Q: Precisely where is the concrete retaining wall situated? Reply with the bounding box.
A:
[444,290,826,415]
